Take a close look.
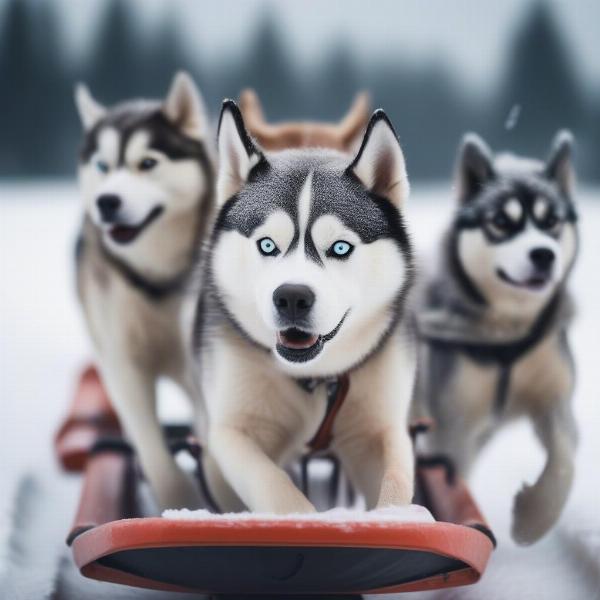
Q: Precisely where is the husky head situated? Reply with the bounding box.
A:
[451,132,578,316]
[75,72,213,276]
[207,100,412,377]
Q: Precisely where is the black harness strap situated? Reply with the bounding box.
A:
[426,294,561,413]
[494,364,512,414]
[100,245,191,301]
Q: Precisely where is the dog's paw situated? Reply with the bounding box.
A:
[376,472,414,508]
[268,493,317,515]
[511,483,555,546]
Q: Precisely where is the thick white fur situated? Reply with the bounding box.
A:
[200,320,416,513]
[458,221,577,320]
[200,111,415,513]
[76,74,212,510]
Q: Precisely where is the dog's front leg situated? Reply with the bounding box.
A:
[208,424,315,514]
[339,427,414,509]
[375,428,415,508]
[100,359,203,511]
[512,401,577,545]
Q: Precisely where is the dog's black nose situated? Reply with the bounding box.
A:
[530,247,555,270]
[273,284,315,322]
[97,194,121,222]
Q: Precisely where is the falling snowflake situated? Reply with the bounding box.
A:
[505,104,521,130]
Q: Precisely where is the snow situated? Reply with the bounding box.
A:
[163,505,434,526]
[1,181,599,598]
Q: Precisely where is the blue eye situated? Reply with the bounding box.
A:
[258,237,279,256]
[328,240,354,259]
[96,160,109,174]
[139,157,158,171]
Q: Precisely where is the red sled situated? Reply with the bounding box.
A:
[56,365,494,597]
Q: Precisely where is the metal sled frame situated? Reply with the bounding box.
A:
[56,366,495,596]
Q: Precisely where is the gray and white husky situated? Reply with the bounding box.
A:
[193,100,416,513]
[74,73,214,510]
[413,131,579,544]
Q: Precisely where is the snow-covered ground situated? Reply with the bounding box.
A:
[0,181,599,599]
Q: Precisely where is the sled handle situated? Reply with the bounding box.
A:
[417,459,496,547]
[67,439,135,545]
[55,365,121,471]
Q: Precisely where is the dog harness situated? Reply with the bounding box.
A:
[422,293,563,413]
[297,374,351,453]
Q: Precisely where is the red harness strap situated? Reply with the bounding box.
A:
[307,374,350,453]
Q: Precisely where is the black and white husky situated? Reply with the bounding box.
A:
[74,73,214,510]
[193,101,416,513]
[413,132,579,544]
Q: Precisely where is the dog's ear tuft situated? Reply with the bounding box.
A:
[545,130,575,197]
[456,133,495,203]
[74,84,106,131]
[217,100,265,205]
[163,72,208,140]
[347,109,409,208]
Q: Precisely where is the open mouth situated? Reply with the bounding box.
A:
[497,268,550,291]
[108,206,164,245]
[275,311,349,364]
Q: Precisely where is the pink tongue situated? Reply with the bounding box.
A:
[277,331,319,349]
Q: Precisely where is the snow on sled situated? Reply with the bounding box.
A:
[56,366,495,596]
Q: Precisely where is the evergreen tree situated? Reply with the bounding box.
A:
[34,0,75,174]
[82,0,146,102]
[224,10,299,120]
[494,2,585,157]
[311,40,361,121]
[138,11,193,99]
[0,0,38,174]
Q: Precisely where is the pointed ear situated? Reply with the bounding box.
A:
[338,92,370,150]
[162,72,208,140]
[545,130,575,197]
[217,100,265,205]
[74,83,106,130]
[456,133,495,203]
[346,109,409,207]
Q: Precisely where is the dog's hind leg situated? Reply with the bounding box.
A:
[512,400,577,545]
[100,360,204,511]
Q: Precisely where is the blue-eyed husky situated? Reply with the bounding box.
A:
[193,101,416,513]
[74,73,214,510]
[413,132,579,544]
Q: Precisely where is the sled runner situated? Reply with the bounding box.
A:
[56,366,495,596]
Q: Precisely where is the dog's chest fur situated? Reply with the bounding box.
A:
[199,321,329,450]
[77,230,192,379]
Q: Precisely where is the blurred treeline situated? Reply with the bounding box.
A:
[0,0,598,181]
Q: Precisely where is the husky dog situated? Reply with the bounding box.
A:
[239,88,370,152]
[74,73,214,510]
[413,132,578,544]
[194,100,416,513]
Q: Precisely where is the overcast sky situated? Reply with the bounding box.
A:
[45,0,600,94]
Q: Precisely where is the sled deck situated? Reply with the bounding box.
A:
[57,366,495,597]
